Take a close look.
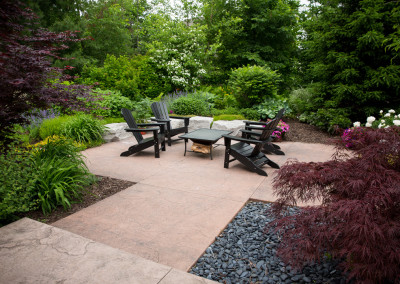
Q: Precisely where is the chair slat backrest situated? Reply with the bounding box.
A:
[151,101,170,120]
[121,108,143,142]
[275,108,285,121]
[250,118,278,156]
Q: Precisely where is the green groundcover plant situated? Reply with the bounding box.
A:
[0,145,39,224]
[0,137,96,224]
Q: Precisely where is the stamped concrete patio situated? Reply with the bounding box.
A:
[0,137,335,283]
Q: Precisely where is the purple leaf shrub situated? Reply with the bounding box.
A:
[0,1,95,140]
[269,126,400,283]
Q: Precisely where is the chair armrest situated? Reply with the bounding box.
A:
[169,115,190,120]
[137,123,166,133]
[125,127,159,133]
[137,123,166,127]
[245,125,266,131]
[169,115,190,127]
[243,120,267,126]
[222,134,265,145]
[151,118,170,123]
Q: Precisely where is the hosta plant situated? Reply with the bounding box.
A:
[269,126,400,283]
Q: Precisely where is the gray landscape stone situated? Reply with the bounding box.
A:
[188,116,213,132]
[102,123,130,142]
[169,118,185,130]
[211,120,246,136]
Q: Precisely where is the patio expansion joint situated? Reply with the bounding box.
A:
[156,268,174,284]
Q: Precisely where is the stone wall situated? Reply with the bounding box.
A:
[102,116,247,142]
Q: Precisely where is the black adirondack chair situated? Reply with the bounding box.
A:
[242,108,286,155]
[151,101,190,146]
[120,108,166,158]
[223,119,280,176]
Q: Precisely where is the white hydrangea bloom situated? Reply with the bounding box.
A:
[353,121,361,127]
[389,109,395,113]
[381,119,386,123]
[393,120,400,126]
[385,113,391,117]
[380,110,383,114]
[365,122,372,127]
[378,124,383,128]
[366,116,376,123]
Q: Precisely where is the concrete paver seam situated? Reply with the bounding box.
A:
[156,267,173,284]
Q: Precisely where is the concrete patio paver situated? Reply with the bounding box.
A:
[54,139,335,272]
[1,137,336,282]
[0,218,216,284]
[53,183,244,271]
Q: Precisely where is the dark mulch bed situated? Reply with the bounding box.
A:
[21,176,135,224]
[22,118,334,225]
[283,118,337,144]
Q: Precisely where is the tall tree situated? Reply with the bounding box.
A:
[300,0,400,123]
[20,0,90,27]
[200,0,299,89]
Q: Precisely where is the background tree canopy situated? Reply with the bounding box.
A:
[9,0,400,131]
[296,0,400,129]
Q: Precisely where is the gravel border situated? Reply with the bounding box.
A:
[190,201,350,284]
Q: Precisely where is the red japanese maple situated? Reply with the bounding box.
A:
[0,1,94,139]
[269,126,400,283]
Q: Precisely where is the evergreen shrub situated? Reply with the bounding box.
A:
[171,96,210,116]
[229,65,281,108]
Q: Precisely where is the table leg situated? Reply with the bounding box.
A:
[210,144,213,160]
[184,139,188,156]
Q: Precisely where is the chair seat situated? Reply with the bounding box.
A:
[224,119,280,176]
[231,142,255,156]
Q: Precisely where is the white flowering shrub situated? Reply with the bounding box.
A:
[352,109,400,129]
[147,21,210,91]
